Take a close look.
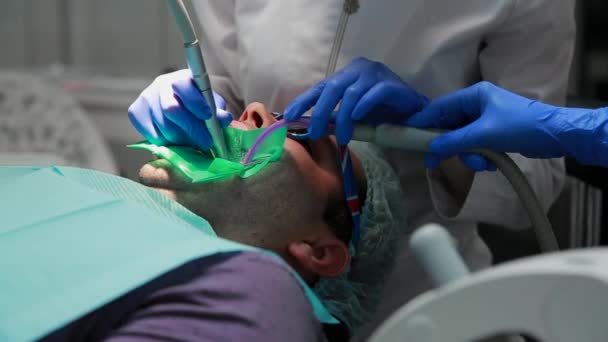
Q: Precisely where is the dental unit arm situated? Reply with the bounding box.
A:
[370,224,608,342]
[166,0,228,159]
[351,123,559,253]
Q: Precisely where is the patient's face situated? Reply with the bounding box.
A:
[139,103,350,249]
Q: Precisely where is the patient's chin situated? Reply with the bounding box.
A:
[148,187,177,200]
[138,159,191,190]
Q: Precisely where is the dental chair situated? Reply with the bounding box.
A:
[0,71,117,174]
[370,224,608,342]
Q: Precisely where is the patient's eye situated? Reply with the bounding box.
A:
[286,126,313,155]
[287,126,308,135]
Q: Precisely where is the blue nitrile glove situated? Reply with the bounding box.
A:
[283,57,429,145]
[128,69,233,151]
[406,81,608,169]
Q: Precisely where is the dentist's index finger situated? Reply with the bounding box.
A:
[406,84,484,129]
[308,73,358,139]
[172,72,212,120]
[429,120,485,156]
[283,82,326,121]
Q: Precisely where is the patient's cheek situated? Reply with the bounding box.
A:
[151,188,177,200]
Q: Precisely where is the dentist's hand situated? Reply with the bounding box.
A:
[283,57,429,145]
[406,81,576,169]
[128,69,233,150]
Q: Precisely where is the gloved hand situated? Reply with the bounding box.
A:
[128,69,233,151]
[406,81,599,169]
[283,57,429,145]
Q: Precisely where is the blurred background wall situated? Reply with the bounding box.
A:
[0,0,190,179]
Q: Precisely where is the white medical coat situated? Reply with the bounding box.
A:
[192,0,574,336]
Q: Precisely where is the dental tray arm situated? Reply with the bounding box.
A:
[352,123,559,252]
[370,224,608,342]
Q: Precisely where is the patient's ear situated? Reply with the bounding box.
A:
[287,233,350,278]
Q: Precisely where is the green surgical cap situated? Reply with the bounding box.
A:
[129,125,287,183]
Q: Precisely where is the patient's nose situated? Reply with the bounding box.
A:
[239,102,277,128]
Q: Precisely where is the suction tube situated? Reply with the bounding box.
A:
[352,124,559,252]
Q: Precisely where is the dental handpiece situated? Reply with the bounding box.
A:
[166,0,228,159]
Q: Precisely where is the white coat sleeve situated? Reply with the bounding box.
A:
[191,1,245,114]
[427,0,575,229]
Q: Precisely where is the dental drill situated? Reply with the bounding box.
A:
[166,0,229,159]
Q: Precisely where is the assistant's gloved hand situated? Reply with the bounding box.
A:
[128,69,233,151]
[406,81,605,168]
[283,57,429,145]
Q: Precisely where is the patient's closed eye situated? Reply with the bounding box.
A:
[288,126,308,135]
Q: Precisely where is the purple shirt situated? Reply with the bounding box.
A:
[102,251,327,342]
